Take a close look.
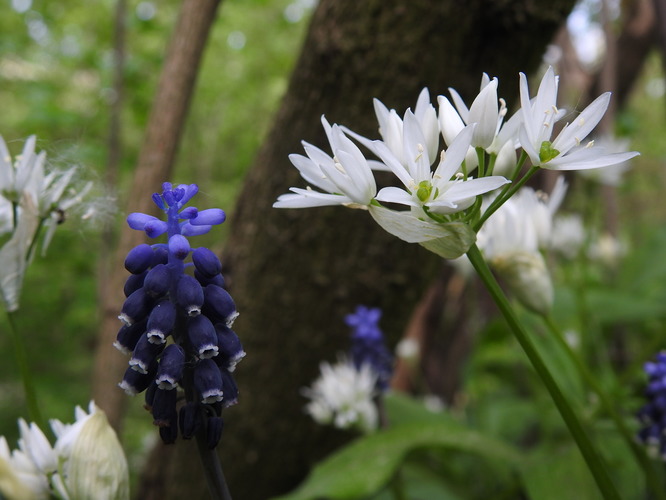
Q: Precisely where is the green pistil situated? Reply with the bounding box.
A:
[416,180,433,202]
[539,141,560,163]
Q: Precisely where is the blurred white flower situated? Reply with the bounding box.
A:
[303,358,379,433]
[588,232,627,267]
[476,180,569,315]
[550,214,586,259]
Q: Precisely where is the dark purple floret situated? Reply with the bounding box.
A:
[130,333,165,374]
[187,315,219,359]
[114,319,148,354]
[143,264,171,298]
[203,285,237,325]
[155,344,185,390]
[146,300,176,344]
[195,269,226,288]
[177,275,204,316]
[215,324,245,372]
[152,387,178,427]
[194,359,224,404]
[119,364,156,396]
[220,369,239,408]
[124,244,155,274]
[192,247,222,278]
[119,288,152,326]
[123,271,147,298]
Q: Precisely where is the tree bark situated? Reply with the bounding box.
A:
[92,0,223,430]
[133,1,576,499]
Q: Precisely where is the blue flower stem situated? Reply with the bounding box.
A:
[466,244,621,500]
[541,314,666,500]
[6,311,45,430]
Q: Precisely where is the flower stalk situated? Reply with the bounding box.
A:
[6,310,45,431]
[541,314,666,500]
[465,244,621,500]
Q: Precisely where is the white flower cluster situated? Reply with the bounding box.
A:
[0,402,129,500]
[0,135,91,312]
[303,358,379,433]
[274,67,638,261]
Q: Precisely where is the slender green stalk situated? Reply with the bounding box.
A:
[6,311,45,430]
[473,166,539,232]
[542,315,666,500]
[466,244,621,500]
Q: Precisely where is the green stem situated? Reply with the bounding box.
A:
[473,166,539,232]
[542,315,666,500]
[466,244,621,500]
[6,311,45,430]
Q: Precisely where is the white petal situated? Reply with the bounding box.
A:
[551,93,610,154]
[375,187,419,207]
[437,95,465,146]
[438,176,509,203]
[273,188,352,208]
[468,78,499,149]
[433,124,475,183]
[546,150,639,171]
[448,87,470,123]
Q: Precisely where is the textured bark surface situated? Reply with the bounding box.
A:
[92,0,222,430]
[135,1,575,499]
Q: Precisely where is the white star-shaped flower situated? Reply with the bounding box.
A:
[518,66,639,170]
[273,116,377,209]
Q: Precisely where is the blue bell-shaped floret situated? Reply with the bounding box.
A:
[155,344,185,390]
[143,264,171,298]
[129,333,165,374]
[125,244,155,274]
[203,285,237,326]
[177,275,204,316]
[146,300,176,345]
[192,247,222,278]
[194,359,223,404]
[187,315,219,359]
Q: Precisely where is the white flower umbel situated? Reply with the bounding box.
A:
[50,401,129,500]
[346,88,440,169]
[273,116,377,209]
[303,357,379,433]
[373,120,509,215]
[518,66,639,170]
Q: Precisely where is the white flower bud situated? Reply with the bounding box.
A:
[51,402,129,500]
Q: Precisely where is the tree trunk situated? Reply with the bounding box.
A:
[133,1,576,499]
[92,0,223,430]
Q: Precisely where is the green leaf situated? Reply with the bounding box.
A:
[273,419,520,500]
